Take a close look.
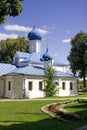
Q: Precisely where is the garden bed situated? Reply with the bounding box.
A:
[41,100,87,123]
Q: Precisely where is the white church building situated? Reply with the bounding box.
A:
[0,24,78,99]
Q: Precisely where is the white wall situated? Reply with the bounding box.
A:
[53,66,67,72]
[13,53,29,67]
[4,75,45,99]
[24,78,44,99]
[29,40,40,53]
[3,75,78,99]
[58,78,78,96]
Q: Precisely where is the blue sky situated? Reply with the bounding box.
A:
[0,0,87,63]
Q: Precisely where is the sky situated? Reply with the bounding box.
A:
[0,0,87,64]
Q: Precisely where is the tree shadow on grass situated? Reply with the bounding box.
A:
[0,117,87,130]
[0,118,65,130]
[64,100,87,117]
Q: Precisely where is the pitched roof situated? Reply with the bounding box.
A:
[10,66,45,76]
[0,63,16,77]
[16,51,29,59]
[15,51,66,66]
[28,53,43,64]
[0,63,74,78]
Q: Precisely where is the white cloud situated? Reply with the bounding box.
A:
[4,24,48,35]
[62,39,71,43]
[0,33,19,41]
[4,24,32,32]
[38,28,49,35]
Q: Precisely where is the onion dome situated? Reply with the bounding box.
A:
[40,48,52,62]
[28,25,42,40]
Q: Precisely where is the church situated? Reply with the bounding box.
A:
[0,24,78,99]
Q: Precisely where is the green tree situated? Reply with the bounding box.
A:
[0,0,23,24]
[0,37,29,63]
[67,31,87,90]
[44,66,57,97]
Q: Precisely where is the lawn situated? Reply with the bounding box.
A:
[0,100,87,130]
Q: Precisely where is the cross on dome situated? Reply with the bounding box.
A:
[28,18,42,40]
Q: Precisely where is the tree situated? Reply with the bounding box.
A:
[0,0,23,24]
[67,31,87,90]
[44,66,57,97]
[0,37,29,63]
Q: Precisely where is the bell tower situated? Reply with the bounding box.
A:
[27,23,42,53]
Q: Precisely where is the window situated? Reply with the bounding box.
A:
[8,81,11,91]
[28,82,32,90]
[62,82,65,90]
[70,82,73,90]
[39,82,43,90]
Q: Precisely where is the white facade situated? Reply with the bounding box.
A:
[0,75,77,99]
[58,78,77,96]
[0,75,45,99]
[53,65,67,73]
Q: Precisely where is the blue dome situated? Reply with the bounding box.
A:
[40,48,52,62]
[28,25,42,40]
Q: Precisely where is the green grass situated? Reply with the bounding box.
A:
[64,100,87,116]
[0,100,87,130]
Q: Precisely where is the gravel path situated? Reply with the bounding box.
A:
[0,97,87,101]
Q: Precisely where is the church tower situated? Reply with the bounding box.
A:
[28,24,42,53]
[40,47,53,69]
